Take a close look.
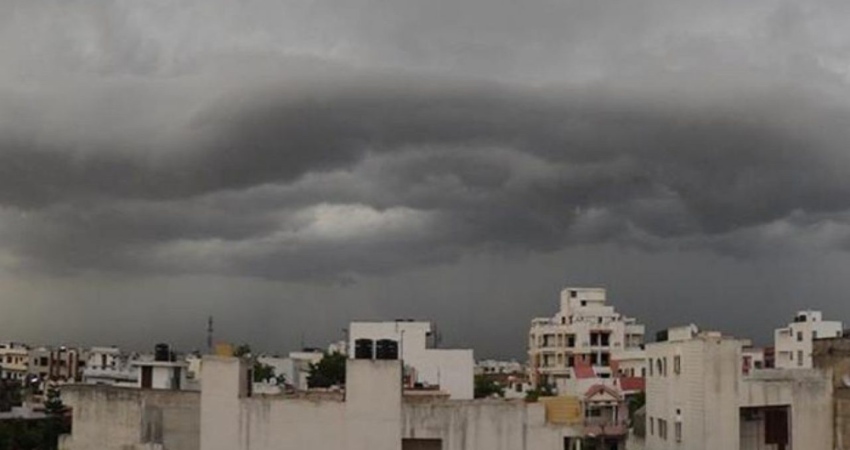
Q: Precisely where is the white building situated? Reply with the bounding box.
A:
[774,310,843,369]
[528,287,645,389]
[0,343,30,381]
[133,359,190,391]
[81,346,138,386]
[644,325,833,450]
[348,321,474,400]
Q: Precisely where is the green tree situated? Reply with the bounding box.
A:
[234,344,252,358]
[474,375,505,399]
[253,363,276,383]
[307,352,346,388]
[42,386,69,450]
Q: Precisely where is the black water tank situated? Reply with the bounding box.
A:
[375,339,398,360]
[354,339,374,360]
[154,343,170,362]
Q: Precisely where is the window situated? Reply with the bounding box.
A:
[797,332,803,342]
[812,331,817,339]
[650,417,654,435]
[590,333,599,346]
[600,333,610,346]
[674,355,681,374]
[797,350,803,367]
[663,357,668,376]
[648,359,653,376]
[600,353,610,366]
[656,359,663,376]
[591,353,599,366]
[567,335,575,348]
[567,355,574,367]
[570,290,577,298]
[675,422,682,442]
[659,419,668,440]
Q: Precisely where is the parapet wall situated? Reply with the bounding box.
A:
[59,385,200,450]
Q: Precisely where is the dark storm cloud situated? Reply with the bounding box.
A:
[1,0,850,283]
[2,74,850,280]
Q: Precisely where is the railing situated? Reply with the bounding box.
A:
[583,417,629,436]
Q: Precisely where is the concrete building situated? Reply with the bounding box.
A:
[813,336,850,450]
[645,326,833,450]
[528,287,646,449]
[28,346,82,382]
[528,287,645,389]
[81,346,138,386]
[349,321,474,400]
[133,359,189,390]
[0,343,29,381]
[60,355,590,450]
[774,310,842,369]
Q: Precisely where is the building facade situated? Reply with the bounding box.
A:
[774,310,842,369]
[28,346,82,382]
[528,287,645,389]
[645,326,833,450]
[349,321,474,400]
[0,343,29,381]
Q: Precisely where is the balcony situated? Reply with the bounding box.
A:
[583,417,628,437]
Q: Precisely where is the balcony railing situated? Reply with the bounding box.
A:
[583,417,629,436]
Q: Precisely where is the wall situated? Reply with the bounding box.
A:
[59,385,200,450]
[813,337,850,450]
[402,399,580,450]
[201,357,402,450]
[739,370,832,450]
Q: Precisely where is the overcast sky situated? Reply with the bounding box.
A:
[2,0,850,358]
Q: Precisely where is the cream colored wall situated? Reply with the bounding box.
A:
[59,386,200,450]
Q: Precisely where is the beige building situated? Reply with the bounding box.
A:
[774,310,842,369]
[0,343,29,381]
[529,287,645,389]
[645,325,833,450]
[813,336,850,450]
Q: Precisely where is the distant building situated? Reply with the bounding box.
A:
[348,321,474,400]
[774,310,842,369]
[474,359,524,376]
[644,325,832,450]
[528,287,645,388]
[0,343,29,381]
[28,346,82,382]
[81,346,137,386]
[528,287,646,449]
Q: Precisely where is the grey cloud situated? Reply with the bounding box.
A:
[2,73,850,280]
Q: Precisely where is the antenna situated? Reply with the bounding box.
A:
[207,316,214,354]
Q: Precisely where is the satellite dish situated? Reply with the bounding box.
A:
[842,374,850,388]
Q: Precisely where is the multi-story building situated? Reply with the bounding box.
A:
[348,320,474,400]
[644,325,832,450]
[0,343,29,381]
[528,287,645,389]
[28,346,82,382]
[774,310,842,369]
